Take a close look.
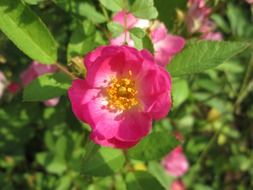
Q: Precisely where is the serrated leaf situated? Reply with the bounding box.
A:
[0,0,57,64]
[81,147,125,176]
[131,0,158,19]
[23,72,71,101]
[126,172,164,190]
[128,132,179,161]
[99,0,127,12]
[168,41,249,77]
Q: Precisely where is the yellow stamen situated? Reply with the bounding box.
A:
[106,71,138,111]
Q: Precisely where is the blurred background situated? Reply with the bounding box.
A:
[0,0,253,189]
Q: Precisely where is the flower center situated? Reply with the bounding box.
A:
[106,71,138,111]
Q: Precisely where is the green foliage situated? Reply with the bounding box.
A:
[23,72,71,101]
[154,0,186,28]
[67,20,106,61]
[168,41,249,77]
[128,132,179,161]
[81,147,125,176]
[0,0,58,64]
[107,22,124,38]
[126,171,164,190]
[131,0,158,19]
[99,0,127,12]
[24,0,45,5]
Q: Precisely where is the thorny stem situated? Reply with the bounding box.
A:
[55,62,77,80]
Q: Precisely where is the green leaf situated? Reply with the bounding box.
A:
[0,0,57,64]
[128,132,179,161]
[126,172,164,190]
[167,41,249,77]
[129,28,154,52]
[99,0,127,12]
[130,28,145,38]
[23,72,71,102]
[148,161,174,189]
[81,147,125,176]
[76,3,107,24]
[142,35,154,53]
[172,79,189,107]
[131,0,158,19]
[107,22,124,38]
[67,21,101,60]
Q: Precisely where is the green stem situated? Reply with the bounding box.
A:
[235,54,253,114]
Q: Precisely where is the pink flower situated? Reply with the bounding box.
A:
[170,179,186,190]
[20,61,60,107]
[0,71,7,98]
[110,11,149,46]
[201,32,223,41]
[246,0,253,4]
[150,22,185,66]
[186,0,211,34]
[68,45,172,149]
[162,146,189,177]
[186,0,223,41]
[7,82,21,94]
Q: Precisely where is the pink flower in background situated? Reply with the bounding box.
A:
[150,22,185,66]
[162,146,189,177]
[171,179,186,190]
[7,82,21,94]
[186,0,211,33]
[201,32,223,41]
[20,61,60,106]
[110,11,149,46]
[0,71,7,98]
[68,45,172,149]
[186,0,223,41]
[246,0,253,4]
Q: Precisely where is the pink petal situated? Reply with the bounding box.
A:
[151,23,168,43]
[115,111,152,142]
[68,79,102,123]
[138,68,172,119]
[162,146,189,177]
[113,11,137,29]
[91,132,139,149]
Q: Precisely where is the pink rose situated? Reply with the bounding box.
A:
[20,61,60,106]
[0,71,7,98]
[170,179,186,190]
[150,22,185,66]
[110,11,149,46]
[68,45,172,149]
[162,146,189,177]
